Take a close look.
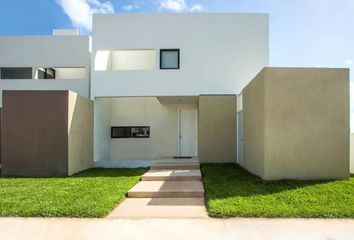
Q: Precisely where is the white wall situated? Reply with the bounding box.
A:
[94,98,112,161]
[0,36,91,105]
[94,97,197,161]
[91,13,269,98]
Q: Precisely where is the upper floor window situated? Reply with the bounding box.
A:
[35,67,86,80]
[95,50,156,71]
[160,49,180,69]
[0,67,32,79]
[37,68,55,79]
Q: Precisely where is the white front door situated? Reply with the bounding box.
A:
[179,109,198,157]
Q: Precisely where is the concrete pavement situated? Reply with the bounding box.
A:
[1,217,353,240]
[108,198,208,218]
[112,161,207,218]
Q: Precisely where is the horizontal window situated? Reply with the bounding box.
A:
[35,67,86,80]
[95,49,156,71]
[111,126,150,138]
[0,67,32,79]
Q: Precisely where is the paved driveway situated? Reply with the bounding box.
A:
[1,217,354,240]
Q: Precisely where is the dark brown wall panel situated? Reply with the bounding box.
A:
[1,91,68,176]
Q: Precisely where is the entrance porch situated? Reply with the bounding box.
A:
[94,95,237,168]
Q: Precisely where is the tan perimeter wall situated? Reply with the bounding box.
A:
[243,68,350,180]
[1,91,69,176]
[242,71,265,177]
[68,92,94,175]
[198,95,237,163]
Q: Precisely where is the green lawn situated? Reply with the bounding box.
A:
[0,168,147,217]
[201,164,354,218]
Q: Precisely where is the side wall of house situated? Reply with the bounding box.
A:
[1,91,69,176]
[263,68,350,180]
[242,71,265,177]
[198,95,237,163]
[350,133,354,173]
[94,98,112,162]
[68,92,94,175]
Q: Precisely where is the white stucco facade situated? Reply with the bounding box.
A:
[89,13,269,163]
[91,13,269,98]
[0,35,91,106]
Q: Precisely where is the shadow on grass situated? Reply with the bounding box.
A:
[0,168,148,179]
[73,168,148,178]
[201,163,337,198]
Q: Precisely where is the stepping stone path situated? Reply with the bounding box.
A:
[108,161,208,218]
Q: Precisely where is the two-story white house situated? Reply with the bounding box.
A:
[0,13,350,180]
[91,13,268,167]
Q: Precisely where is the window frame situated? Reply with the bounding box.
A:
[111,126,150,138]
[37,68,56,79]
[159,49,180,70]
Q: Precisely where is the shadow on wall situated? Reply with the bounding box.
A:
[67,92,94,175]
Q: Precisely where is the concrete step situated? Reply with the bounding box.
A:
[127,181,204,198]
[142,169,202,181]
[151,162,200,170]
[108,198,208,218]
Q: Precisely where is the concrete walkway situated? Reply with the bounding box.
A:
[109,161,207,218]
[1,217,353,240]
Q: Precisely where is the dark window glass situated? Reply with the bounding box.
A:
[0,67,32,79]
[37,68,56,79]
[160,49,180,69]
[45,68,55,79]
[37,69,46,79]
[111,126,150,138]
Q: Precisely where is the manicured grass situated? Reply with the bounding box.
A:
[201,164,354,218]
[0,168,147,217]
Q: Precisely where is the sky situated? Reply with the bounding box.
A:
[0,0,353,128]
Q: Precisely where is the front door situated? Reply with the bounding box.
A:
[179,109,198,157]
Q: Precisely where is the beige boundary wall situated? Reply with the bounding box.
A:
[242,68,350,180]
[198,95,237,163]
[1,90,93,176]
[68,92,94,175]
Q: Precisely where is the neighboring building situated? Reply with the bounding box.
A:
[0,30,91,102]
[0,13,351,179]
